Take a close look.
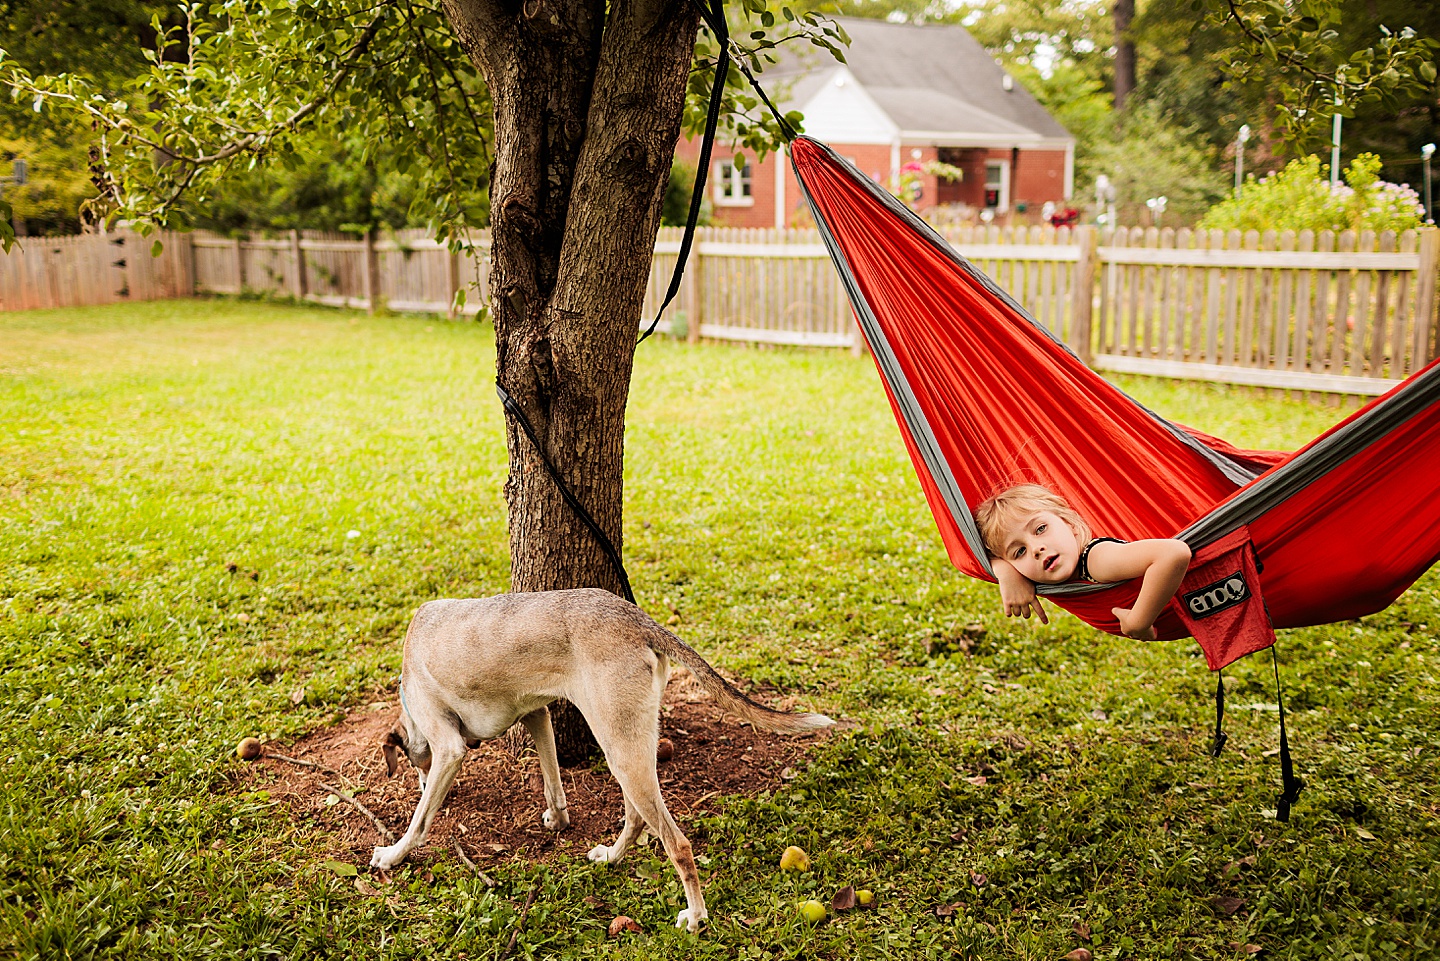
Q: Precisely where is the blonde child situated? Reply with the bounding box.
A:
[974,484,1192,641]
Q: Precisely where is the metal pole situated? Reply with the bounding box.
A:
[1235,125,1250,198]
[1424,144,1436,225]
[1330,113,1342,188]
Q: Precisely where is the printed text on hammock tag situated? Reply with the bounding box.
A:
[1183,571,1250,619]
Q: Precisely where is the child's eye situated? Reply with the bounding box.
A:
[1035,523,1047,534]
[1011,546,1025,559]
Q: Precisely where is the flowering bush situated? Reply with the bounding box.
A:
[892,159,963,210]
[1199,154,1427,234]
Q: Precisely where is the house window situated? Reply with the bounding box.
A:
[984,161,1010,212]
[714,158,753,206]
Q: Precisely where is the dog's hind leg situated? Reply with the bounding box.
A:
[604,752,708,933]
[519,707,569,831]
[370,728,466,871]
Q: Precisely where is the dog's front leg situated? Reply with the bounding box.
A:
[587,795,645,865]
[371,740,465,871]
[519,708,569,831]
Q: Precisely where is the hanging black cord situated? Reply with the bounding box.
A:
[1271,644,1304,822]
[495,383,635,605]
[639,0,800,344]
[638,0,732,345]
[1211,669,1228,758]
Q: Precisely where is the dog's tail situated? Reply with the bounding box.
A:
[646,626,834,734]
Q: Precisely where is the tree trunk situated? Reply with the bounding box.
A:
[443,0,700,764]
[1112,0,1136,111]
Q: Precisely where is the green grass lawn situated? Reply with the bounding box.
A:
[2,300,1437,960]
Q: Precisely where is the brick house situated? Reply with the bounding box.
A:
[675,17,1075,228]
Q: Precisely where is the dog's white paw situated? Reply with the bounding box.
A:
[674,908,707,933]
[370,844,406,871]
[542,807,569,832]
[587,844,617,864]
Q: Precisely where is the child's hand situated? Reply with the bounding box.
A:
[1111,606,1156,640]
[1001,578,1048,623]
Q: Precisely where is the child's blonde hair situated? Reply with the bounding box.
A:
[974,483,1092,558]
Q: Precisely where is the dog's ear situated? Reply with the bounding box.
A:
[381,730,404,777]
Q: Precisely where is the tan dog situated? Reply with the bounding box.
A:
[372,588,833,932]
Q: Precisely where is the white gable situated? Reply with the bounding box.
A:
[797,66,898,145]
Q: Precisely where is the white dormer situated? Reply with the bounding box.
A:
[796,66,899,146]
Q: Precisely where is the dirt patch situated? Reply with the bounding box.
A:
[241,670,831,869]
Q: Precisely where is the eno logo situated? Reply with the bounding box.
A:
[1183,571,1250,619]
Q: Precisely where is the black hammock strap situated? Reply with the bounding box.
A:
[639,0,730,345]
[639,0,798,344]
[495,383,636,606]
[1211,669,1227,758]
[1271,644,1304,822]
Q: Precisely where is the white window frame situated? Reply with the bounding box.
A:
[984,161,1010,213]
[714,158,754,207]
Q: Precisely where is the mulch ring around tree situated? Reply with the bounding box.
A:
[239,668,832,870]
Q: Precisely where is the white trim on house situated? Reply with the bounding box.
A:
[775,145,787,228]
[984,160,1010,213]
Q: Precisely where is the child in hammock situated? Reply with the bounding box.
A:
[974,484,1192,641]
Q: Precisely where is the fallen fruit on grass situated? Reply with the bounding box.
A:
[236,737,262,761]
[607,916,642,937]
[855,889,875,907]
[1063,950,1093,961]
[779,845,811,871]
[797,900,826,923]
[656,738,675,762]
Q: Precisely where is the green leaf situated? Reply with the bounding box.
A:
[324,860,358,876]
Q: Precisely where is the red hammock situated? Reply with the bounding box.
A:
[790,136,1440,672]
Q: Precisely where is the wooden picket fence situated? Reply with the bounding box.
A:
[3,223,1437,397]
[0,230,194,311]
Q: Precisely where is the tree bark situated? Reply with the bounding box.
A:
[1112,0,1136,111]
[443,0,701,763]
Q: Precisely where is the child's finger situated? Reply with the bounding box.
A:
[1034,601,1048,625]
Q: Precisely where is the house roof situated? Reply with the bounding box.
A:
[769,17,1072,146]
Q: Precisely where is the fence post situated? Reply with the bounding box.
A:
[362,228,381,313]
[1070,225,1098,365]
[1419,227,1440,362]
[182,231,197,296]
[290,229,307,301]
[685,230,702,344]
[445,240,460,319]
[232,236,245,294]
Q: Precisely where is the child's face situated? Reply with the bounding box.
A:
[997,510,1081,584]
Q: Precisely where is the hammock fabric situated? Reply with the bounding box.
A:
[789,136,1440,673]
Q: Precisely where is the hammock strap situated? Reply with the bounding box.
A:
[1271,644,1304,822]
[1211,669,1228,758]
[495,382,636,605]
[639,0,731,345]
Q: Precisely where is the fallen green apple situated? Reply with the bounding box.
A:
[797,899,826,923]
[779,845,811,872]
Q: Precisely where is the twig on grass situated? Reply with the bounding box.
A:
[453,839,497,887]
[497,886,539,961]
[268,752,348,781]
[317,781,395,843]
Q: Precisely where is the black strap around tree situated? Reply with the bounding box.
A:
[495,383,636,605]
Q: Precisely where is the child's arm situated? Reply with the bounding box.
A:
[992,557,1049,624]
[1083,539,1192,640]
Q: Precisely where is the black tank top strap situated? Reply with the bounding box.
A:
[1076,536,1127,582]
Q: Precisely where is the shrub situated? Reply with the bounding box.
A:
[1199,153,1426,234]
